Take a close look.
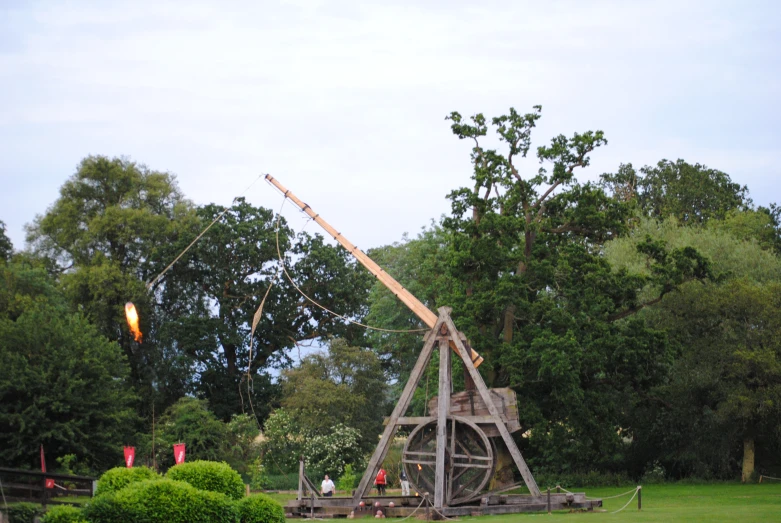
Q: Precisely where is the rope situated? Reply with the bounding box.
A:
[0,476,8,513]
[610,486,640,514]
[272,202,429,334]
[145,174,263,290]
[389,497,427,522]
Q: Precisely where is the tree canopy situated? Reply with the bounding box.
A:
[0,258,137,470]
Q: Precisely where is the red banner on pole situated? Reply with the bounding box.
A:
[41,445,54,488]
[173,443,186,464]
[124,446,135,468]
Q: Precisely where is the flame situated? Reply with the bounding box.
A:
[417,464,422,471]
[125,302,143,343]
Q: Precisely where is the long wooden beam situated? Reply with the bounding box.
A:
[265,174,483,367]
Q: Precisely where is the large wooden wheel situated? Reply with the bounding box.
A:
[402,416,495,505]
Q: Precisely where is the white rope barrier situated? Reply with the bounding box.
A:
[611,486,641,514]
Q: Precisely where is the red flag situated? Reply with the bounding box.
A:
[124,447,135,468]
[173,443,186,464]
[41,445,54,488]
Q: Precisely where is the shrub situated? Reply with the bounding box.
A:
[82,492,142,523]
[83,479,239,523]
[337,464,357,492]
[41,505,87,523]
[237,494,286,523]
[95,466,158,496]
[5,503,43,523]
[166,460,245,500]
[248,457,269,491]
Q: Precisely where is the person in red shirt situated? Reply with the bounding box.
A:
[374,468,387,495]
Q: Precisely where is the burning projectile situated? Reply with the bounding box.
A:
[125,302,143,343]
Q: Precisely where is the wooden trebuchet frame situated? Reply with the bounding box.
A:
[265,175,543,509]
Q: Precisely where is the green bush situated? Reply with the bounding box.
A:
[41,505,87,523]
[95,466,158,496]
[166,460,245,500]
[337,464,357,492]
[83,479,239,523]
[82,492,143,523]
[5,503,43,523]
[237,494,285,523]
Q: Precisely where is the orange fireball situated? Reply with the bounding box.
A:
[124,302,143,343]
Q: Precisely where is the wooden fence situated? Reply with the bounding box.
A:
[0,467,96,505]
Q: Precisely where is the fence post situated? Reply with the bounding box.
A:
[547,487,551,514]
[638,486,642,511]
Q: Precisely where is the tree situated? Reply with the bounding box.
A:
[0,258,137,470]
[280,338,388,453]
[0,220,12,261]
[363,107,714,473]
[644,280,781,481]
[26,156,203,416]
[606,218,781,480]
[605,160,751,225]
[169,199,373,421]
[151,397,228,470]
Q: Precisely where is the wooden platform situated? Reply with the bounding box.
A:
[285,493,602,518]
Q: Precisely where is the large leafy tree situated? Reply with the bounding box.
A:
[364,107,712,472]
[169,199,373,420]
[601,159,751,226]
[606,218,781,479]
[0,258,137,470]
[26,156,202,415]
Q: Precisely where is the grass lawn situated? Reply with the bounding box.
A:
[266,483,781,522]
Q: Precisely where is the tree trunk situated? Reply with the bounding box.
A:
[741,438,755,483]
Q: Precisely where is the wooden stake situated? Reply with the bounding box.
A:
[441,309,541,498]
[352,322,443,504]
[434,337,451,509]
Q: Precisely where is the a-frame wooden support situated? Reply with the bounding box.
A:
[353,307,541,507]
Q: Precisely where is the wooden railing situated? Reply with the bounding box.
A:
[0,467,96,505]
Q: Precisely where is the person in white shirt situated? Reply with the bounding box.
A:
[321,474,336,497]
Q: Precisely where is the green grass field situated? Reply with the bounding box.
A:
[265,483,781,522]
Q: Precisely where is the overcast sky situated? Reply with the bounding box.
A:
[1,0,779,253]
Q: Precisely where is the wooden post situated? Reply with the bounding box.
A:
[547,487,551,514]
[638,486,642,511]
[441,310,542,497]
[298,458,304,501]
[310,492,315,519]
[352,325,442,504]
[434,336,451,509]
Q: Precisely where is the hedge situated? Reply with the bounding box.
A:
[83,478,239,523]
[4,503,43,523]
[166,460,245,500]
[237,494,286,523]
[40,505,87,523]
[95,466,158,496]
